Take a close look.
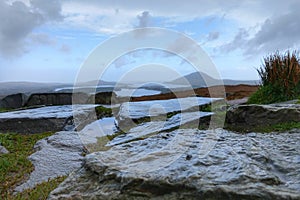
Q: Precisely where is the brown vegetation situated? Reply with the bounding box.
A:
[129,84,258,102]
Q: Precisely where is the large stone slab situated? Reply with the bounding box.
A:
[48,129,300,199]
[116,97,221,130]
[226,104,300,130]
[0,93,28,109]
[0,105,97,134]
[108,111,212,146]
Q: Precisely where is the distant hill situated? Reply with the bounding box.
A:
[0,82,72,99]
[168,72,258,88]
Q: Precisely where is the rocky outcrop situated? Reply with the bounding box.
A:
[14,131,85,192]
[115,97,221,131]
[0,93,28,109]
[0,144,9,154]
[108,112,212,146]
[88,92,117,105]
[226,104,300,131]
[26,92,89,106]
[0,105,97,134]
[48,129,300,200]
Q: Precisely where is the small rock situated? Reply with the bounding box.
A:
[0,144,9,154]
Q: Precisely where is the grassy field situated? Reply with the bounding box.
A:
[0,132,66,200]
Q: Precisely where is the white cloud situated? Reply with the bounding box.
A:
[61,0,297,32]
[0,0,63,57]
[2,0,300,61]
[219,1,300,56]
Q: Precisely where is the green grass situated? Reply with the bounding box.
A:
[226,122,300,133]
[247,84,289,104]
[95,106,112,119]
[0,108,12,113]
[0,132,66,200]
[11,176,66,200]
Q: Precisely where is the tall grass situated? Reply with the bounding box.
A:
[248,50,300,104]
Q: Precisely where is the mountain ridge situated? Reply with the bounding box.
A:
[168,72,258,88]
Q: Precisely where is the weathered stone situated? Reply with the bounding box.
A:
[116,97,221,131]
[88,92,117,105]
[48,129,300,200]
[14,131,85,192]
[0,93,28,109]
[26,92,89,106]
[226,104,300,130]
[0,144,9,154]
[0,105,97,134]
[108,112,212,146]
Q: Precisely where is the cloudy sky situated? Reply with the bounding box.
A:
[0,0,300,83]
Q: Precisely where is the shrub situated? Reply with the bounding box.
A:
[248,50,300,104]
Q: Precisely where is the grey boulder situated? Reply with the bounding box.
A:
[0,93,28,109]
[0,105,97,134]
[226,104,300,130]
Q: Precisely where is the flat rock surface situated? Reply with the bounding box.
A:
[108,111,212,146]
[0,105,98,134]
[0,105,96,119]
[49,129,300,200]
[116,97,221,130]
[14,131,85,192]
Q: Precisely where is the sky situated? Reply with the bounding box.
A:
[0,0,300,83]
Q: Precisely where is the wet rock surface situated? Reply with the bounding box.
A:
[116,97,220,130]
[49,129,300,200]
[226,104,300,130]
[14,131,85,192]
[0,105,97,134]
[108,111,212,146]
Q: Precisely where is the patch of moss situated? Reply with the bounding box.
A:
[225,122,300,133]
[166,111,181,118]
[95,106,112,119]
[0,132,54,199]
[0,108,12,113]
[199,104,212,112]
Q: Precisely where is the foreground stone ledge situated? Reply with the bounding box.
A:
[49,129,300,200]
